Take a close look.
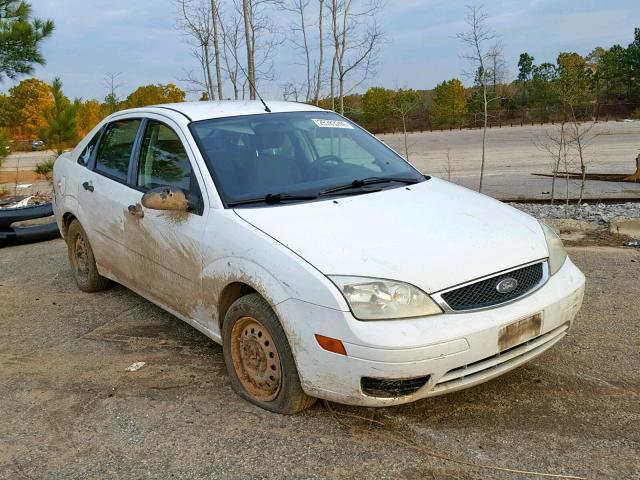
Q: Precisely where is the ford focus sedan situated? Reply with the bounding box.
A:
[52,101,585,414]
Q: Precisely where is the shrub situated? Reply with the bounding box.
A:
[34,157,56,183]
[0,130,9,167]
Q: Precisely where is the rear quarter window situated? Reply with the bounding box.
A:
[77,129,102,166]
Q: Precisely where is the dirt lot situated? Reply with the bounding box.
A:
[1,240,639,479]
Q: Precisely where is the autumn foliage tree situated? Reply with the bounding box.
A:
[361,87,393,131]
[4,77,52,139]
[123,83,186,108]
[76,99,105,137]
[431,79,467,128]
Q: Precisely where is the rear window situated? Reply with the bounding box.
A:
[95,119,141,182]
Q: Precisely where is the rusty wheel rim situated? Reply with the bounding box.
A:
[72,233,89,277]
[230,316,282,401]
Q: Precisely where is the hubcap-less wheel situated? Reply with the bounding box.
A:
[72,234,90,278]
[230,316,282,401]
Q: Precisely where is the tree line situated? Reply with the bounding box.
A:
[0,77,187,153]
[1,0,639,163]
[332,26,640,136]
[174,0,384,114]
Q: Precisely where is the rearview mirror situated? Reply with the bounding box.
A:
[141,186,193,212]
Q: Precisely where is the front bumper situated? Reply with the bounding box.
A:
[276,257,585,407]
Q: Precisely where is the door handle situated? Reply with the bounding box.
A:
[82,181,94,192]
[127,203,144,218]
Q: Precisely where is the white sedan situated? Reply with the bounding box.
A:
[52,101,585,413]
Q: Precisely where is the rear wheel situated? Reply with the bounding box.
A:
[66,220,112,292]
[222,293,316,414]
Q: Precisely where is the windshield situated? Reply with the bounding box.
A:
[190,111,425,206]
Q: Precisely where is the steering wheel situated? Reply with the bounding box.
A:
[308,155,344,178]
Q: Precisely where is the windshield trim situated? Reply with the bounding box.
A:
[188,111,426,209]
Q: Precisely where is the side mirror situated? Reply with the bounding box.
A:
[141,186,194,212]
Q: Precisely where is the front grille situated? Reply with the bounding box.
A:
[361,375,430,398]
[441,262,544,311]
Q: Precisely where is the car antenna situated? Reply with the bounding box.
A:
[217,13,271,113]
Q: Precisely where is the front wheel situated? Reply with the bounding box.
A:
[222,293,316,414]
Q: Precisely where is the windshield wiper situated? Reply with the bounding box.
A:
[228,192,318,207]
[318,176,420,196]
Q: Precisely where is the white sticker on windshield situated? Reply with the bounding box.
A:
[312,118,354,129]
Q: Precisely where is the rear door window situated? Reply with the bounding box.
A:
[94,119,141,182]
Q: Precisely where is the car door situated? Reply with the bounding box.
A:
[76,118,143,278]
[124,117,209,321]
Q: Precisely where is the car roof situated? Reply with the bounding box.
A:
[117,100,326,122]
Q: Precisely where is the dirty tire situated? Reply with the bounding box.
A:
[66,220,112,293]
[223,293,317,414]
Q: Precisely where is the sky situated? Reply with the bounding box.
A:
[5,0,640,101]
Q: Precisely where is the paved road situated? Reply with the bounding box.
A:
[1,150,48,170]
[1,239,638,479]
[381,121,640,199]
[0,151,53,196]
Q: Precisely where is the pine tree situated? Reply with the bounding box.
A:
[0,0,55,81]
[38,78,79,155]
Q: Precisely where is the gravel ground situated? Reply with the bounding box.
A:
[1,239,639,479]
[510,202,640,226]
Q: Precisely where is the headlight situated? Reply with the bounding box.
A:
[328,276,443,320]
[540,222,567,275]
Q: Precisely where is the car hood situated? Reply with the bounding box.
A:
[234,178,548,293]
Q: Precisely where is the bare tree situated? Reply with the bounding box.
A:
[210,0,224,99]
[443,149,454,181]
[329,0,383,115]
[390,90,420,160]
[282,0,313,102]
[329,0,337,110]
[487,40,507,97]
[535,123,566,205]
[457,5,497,193]
[281,0,328,104]
[282,82,303,101]
[535,117,594,209]
[218,10,244,99]
[566,115,595,205]
[174,0,216,99]
[314,0,325,104]
[103,72,122,113]
[241,0,255,99]
[240,0,281,99]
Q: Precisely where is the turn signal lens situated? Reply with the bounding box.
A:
[315,334,347,356]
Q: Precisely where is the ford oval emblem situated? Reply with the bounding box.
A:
[496,277,518,294]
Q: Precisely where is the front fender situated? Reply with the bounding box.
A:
[202,256,291,312]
